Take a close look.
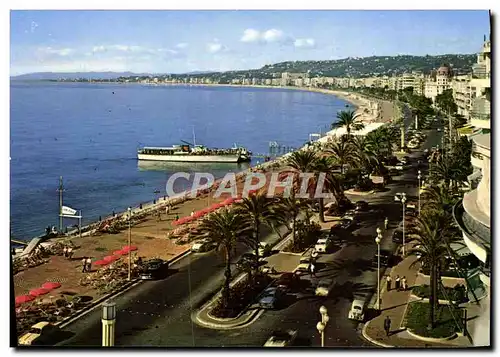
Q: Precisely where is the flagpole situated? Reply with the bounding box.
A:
[79,210,82,238]
[58,176,64,232]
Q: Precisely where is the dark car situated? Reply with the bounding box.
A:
[140,258,169,280]
[237,253,259,270]
[355,200,369,212]
[373,249,392,267]
[392,229,404,244]
[276,273,301,292]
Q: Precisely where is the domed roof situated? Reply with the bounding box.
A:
[436,64,453,77]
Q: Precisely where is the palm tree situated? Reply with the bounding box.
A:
[276,193,309,246]
[421,185,459,214]
[196,209,252,308]
[313,156,338,222]
[331,109,365,137]
[324,135,356,175]
[234,192,280,270]
[407,210,459,329]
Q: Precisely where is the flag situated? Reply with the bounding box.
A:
[61,206,78,217]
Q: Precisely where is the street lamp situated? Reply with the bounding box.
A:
[102,301,116,346]
[417,170,422,216]
[127,207,132,281]
[375,227,382,310]
[401,193,407,257]
[317,306,329,347]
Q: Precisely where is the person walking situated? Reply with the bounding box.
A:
[81,257,87,272]
[384,217,389,230]
[165,205,170,215]
[386,275,392,291]
[384,316,392,337]
[175,214,179,221]
[67,246,73,260]
[395,275,401,291]
[401,276,407,291]
[63,246,68,258]
[86,257,92,272]
[190,211,195,217]
[310,263,317,278]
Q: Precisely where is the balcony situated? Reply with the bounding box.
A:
[453,200,490,264]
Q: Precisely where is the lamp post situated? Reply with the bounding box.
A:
[317,306,329,347]
[417,170,422,216]
[102,301,116,346]
[375,227,382,310]
[127,207,132,281]
[401,193,407,257]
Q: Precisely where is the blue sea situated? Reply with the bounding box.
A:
[10,82,349,240]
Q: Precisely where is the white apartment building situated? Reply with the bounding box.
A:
[424,64,453,102]
[469,38,491,132]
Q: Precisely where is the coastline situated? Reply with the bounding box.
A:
[14,84,394,248]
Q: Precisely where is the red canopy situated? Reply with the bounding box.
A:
[193,211,204,218]
[41,282,61,290]
[103,255,119,262]
[94,260,109,266]
[15,295,35,305]
[29,288,50,297]
[113,250,125,255]
[123,245,138,252]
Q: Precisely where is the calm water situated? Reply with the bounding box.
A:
[10,82,349,240]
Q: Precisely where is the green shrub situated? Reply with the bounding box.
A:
[412,284,468,303]
[405,302,461,338]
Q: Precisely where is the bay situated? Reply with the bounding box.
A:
[10,82,349,240]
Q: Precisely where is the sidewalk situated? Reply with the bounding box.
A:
[362,250,473,348]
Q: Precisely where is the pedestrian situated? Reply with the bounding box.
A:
[67,246,73,260]
[395,275,401,291]
[63,246,68,258]
[386,275,392,291]
[384,217,389,230]
[112,210,115,217]
[139,204,143,210]
[81,257,87,272]
[165,205,170,215]
[191,211,194,217]
[86,257,92,272]
[175,214,179,221]
[384,316,392,337]
[98,216,102,222]
[401,276,407,291]
[310,263,316,277]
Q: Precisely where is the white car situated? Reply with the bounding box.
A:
[348,299,367,321]
[295,257,311,273]
[191,239,215,253]
[18,322,59,346]
[395,163,405,171]
[314,238,332,253]
[437,128,442,132]
[315,278,334,296]
[264,330,298,347]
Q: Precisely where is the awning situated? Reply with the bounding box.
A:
[449,242,472,257]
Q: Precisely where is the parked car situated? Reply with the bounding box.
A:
[337,219,355,231]
[373,248,392,267]
[237,253,259,270]
[392,229,404,244]
[355,200,369,212]
[295,257,311,273]
[342,209,357,222]
[191,239,216,253]
[314,238,333,253]
[315,278,334,297]
[18,322,60,346]
[140,258,169,280]
[263,330,298,347]
[348,299,367,321]
[259,287,282,309]
[394,193,404,202]
[258,242,272,257]
[395,163,405,171]
[276,273,301,292]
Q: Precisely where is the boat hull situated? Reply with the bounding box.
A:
[137,154,249,163]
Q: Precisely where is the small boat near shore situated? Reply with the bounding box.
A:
[137,142,252,163]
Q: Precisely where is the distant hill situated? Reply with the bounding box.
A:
[259,54,477,77]
[10,71,151,81]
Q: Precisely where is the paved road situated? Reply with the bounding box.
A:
[58,126,440,347]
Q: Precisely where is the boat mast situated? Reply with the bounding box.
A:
[58,176,64,232]
[192,126,196,147]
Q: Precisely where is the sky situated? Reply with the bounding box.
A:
[10,10,491,75]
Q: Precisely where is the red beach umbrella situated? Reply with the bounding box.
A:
[103,255,119,262]
[15,295,35,305]
[41,282,61,290]
[113,250,125,256]
[94,260,109,266]
[193,211,204,218]
[29,288,50,297]
[122,245,138,252]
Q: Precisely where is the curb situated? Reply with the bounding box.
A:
[361,321,395,348]
[194,306,264,330]
[56,248,192,328]
[406,328,457,342]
